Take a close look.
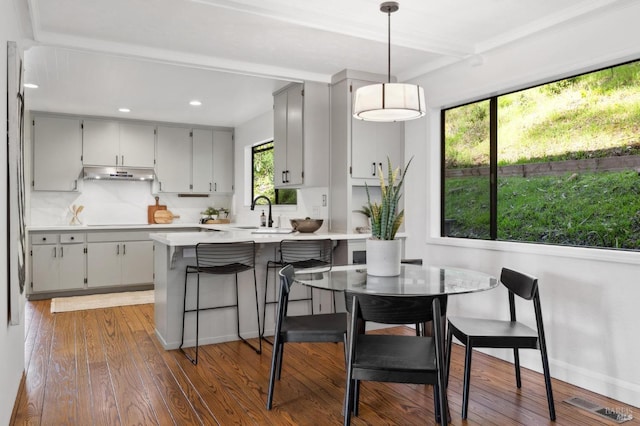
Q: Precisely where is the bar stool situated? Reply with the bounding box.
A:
[261,239,334,344]
[180,241,261,365]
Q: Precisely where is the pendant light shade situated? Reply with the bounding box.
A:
[353,2,426,122]
[353,82,425,121]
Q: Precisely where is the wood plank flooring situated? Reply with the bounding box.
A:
[11,300,639,425]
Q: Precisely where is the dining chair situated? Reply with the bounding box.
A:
[180,241,262,365]
[261,239,334,344]
[446,267,555,420]
[266,264,347,410]
[343,291,449,426]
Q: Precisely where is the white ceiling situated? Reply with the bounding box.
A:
[20,0,631,127]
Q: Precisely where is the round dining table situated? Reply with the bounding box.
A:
[293,264,499,296]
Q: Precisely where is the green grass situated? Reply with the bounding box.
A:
[444,61,640,168]
[444,171,640,249]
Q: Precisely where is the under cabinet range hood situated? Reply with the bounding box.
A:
[83,166,155,181]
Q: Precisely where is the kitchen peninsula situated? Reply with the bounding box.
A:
[149,227,369,350]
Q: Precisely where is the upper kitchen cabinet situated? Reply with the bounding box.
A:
[82,119,155,168]
[273,81,329,189]
[330,73,403,185]
[156,126,234,194]
[32,114,83,191]
[155,125,192,193]
[212,130,234,193]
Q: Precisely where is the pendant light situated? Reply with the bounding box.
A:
[353,1,426,122]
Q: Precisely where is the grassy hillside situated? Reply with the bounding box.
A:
[445,61,640,168]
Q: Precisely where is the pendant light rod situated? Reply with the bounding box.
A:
[381,1,399,84]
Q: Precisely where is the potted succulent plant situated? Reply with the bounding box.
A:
[364,157,412,276]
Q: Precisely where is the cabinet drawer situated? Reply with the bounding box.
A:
[31,234,58,245]
[60,233,85,243]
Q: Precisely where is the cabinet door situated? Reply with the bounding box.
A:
[121,241,153,285]
[31,244,59,292]
[120,122,156,168]
[156,126,191,193]
[33,116,83,191]
[87,242,121,287]
[192,129,213,193]
[212,130,233,193]
[273,90,288,186]
[286,87,304,186]
[350,80,403,180]
[82,119,119,166]
[59,243,86,290]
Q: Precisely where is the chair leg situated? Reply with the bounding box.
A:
[266,329,282,409]
[344,375,355,426]
[445,326,453,387]
[513,348,522,388]
[461,342,473,419]
[180,269,200,365]
[234,272,262,354]
[261,261,277,346]
[539,346,556,420]
[353,380,360,416]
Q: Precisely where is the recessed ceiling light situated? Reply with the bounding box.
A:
[189,100,202,106]
[24,83,39,89]
[118,108,131,113]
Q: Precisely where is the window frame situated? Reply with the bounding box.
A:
[251,140,297,205]
[440,58,640,251]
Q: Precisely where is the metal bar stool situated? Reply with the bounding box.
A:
[180,241,262,365]
[261,239,334,344]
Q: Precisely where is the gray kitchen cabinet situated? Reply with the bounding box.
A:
[32,114,83,191]
[349,80,403,180]
[156,126,234,194]
[192,128,214,193]
[156,126,192,193]
[213,130,234,193]
[83,119,155,168]
[329,70,404,234]
[30,233,86,293]
[274,83,304,187]
[87,237,153,288]
[273,81,329,189]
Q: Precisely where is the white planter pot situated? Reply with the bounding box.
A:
[366,238,402,277]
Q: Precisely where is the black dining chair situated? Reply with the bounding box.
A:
[262,238,334,344]
[266,264,347,410]
[343,291,449,426]
[446,267,555,420]
[180,241,262,365]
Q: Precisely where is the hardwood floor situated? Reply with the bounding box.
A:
[11,300,638,425]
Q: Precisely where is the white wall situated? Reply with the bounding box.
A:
[232,110,329,230]
[1,1,28,423]
[404,2,640,407]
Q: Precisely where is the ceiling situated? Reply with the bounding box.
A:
[20,0,630,127]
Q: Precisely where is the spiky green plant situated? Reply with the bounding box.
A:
[365,157,412,240]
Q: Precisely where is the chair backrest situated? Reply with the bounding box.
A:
[345,291,448,326]
[196,241,255,271]
[500,267,538,301]
[280,239,333,268]
[278,264,295,299]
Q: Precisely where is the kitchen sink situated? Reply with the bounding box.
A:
[234,225,259,230]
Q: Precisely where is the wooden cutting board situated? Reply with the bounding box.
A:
[148,197,167,224]
[154,209,180,224]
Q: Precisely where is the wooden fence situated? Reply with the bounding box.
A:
[445,155,640,178]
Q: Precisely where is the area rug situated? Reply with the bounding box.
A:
[50,290,154,313]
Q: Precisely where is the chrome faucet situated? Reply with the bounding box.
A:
[251,195,273,227]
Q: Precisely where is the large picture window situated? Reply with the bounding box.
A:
[442,60,640,250]
[252,141,297,205]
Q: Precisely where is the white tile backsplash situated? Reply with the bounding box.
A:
[29,180,231,226]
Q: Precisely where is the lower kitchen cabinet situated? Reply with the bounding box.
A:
[30,233,86,293]
[87,239,153,288]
